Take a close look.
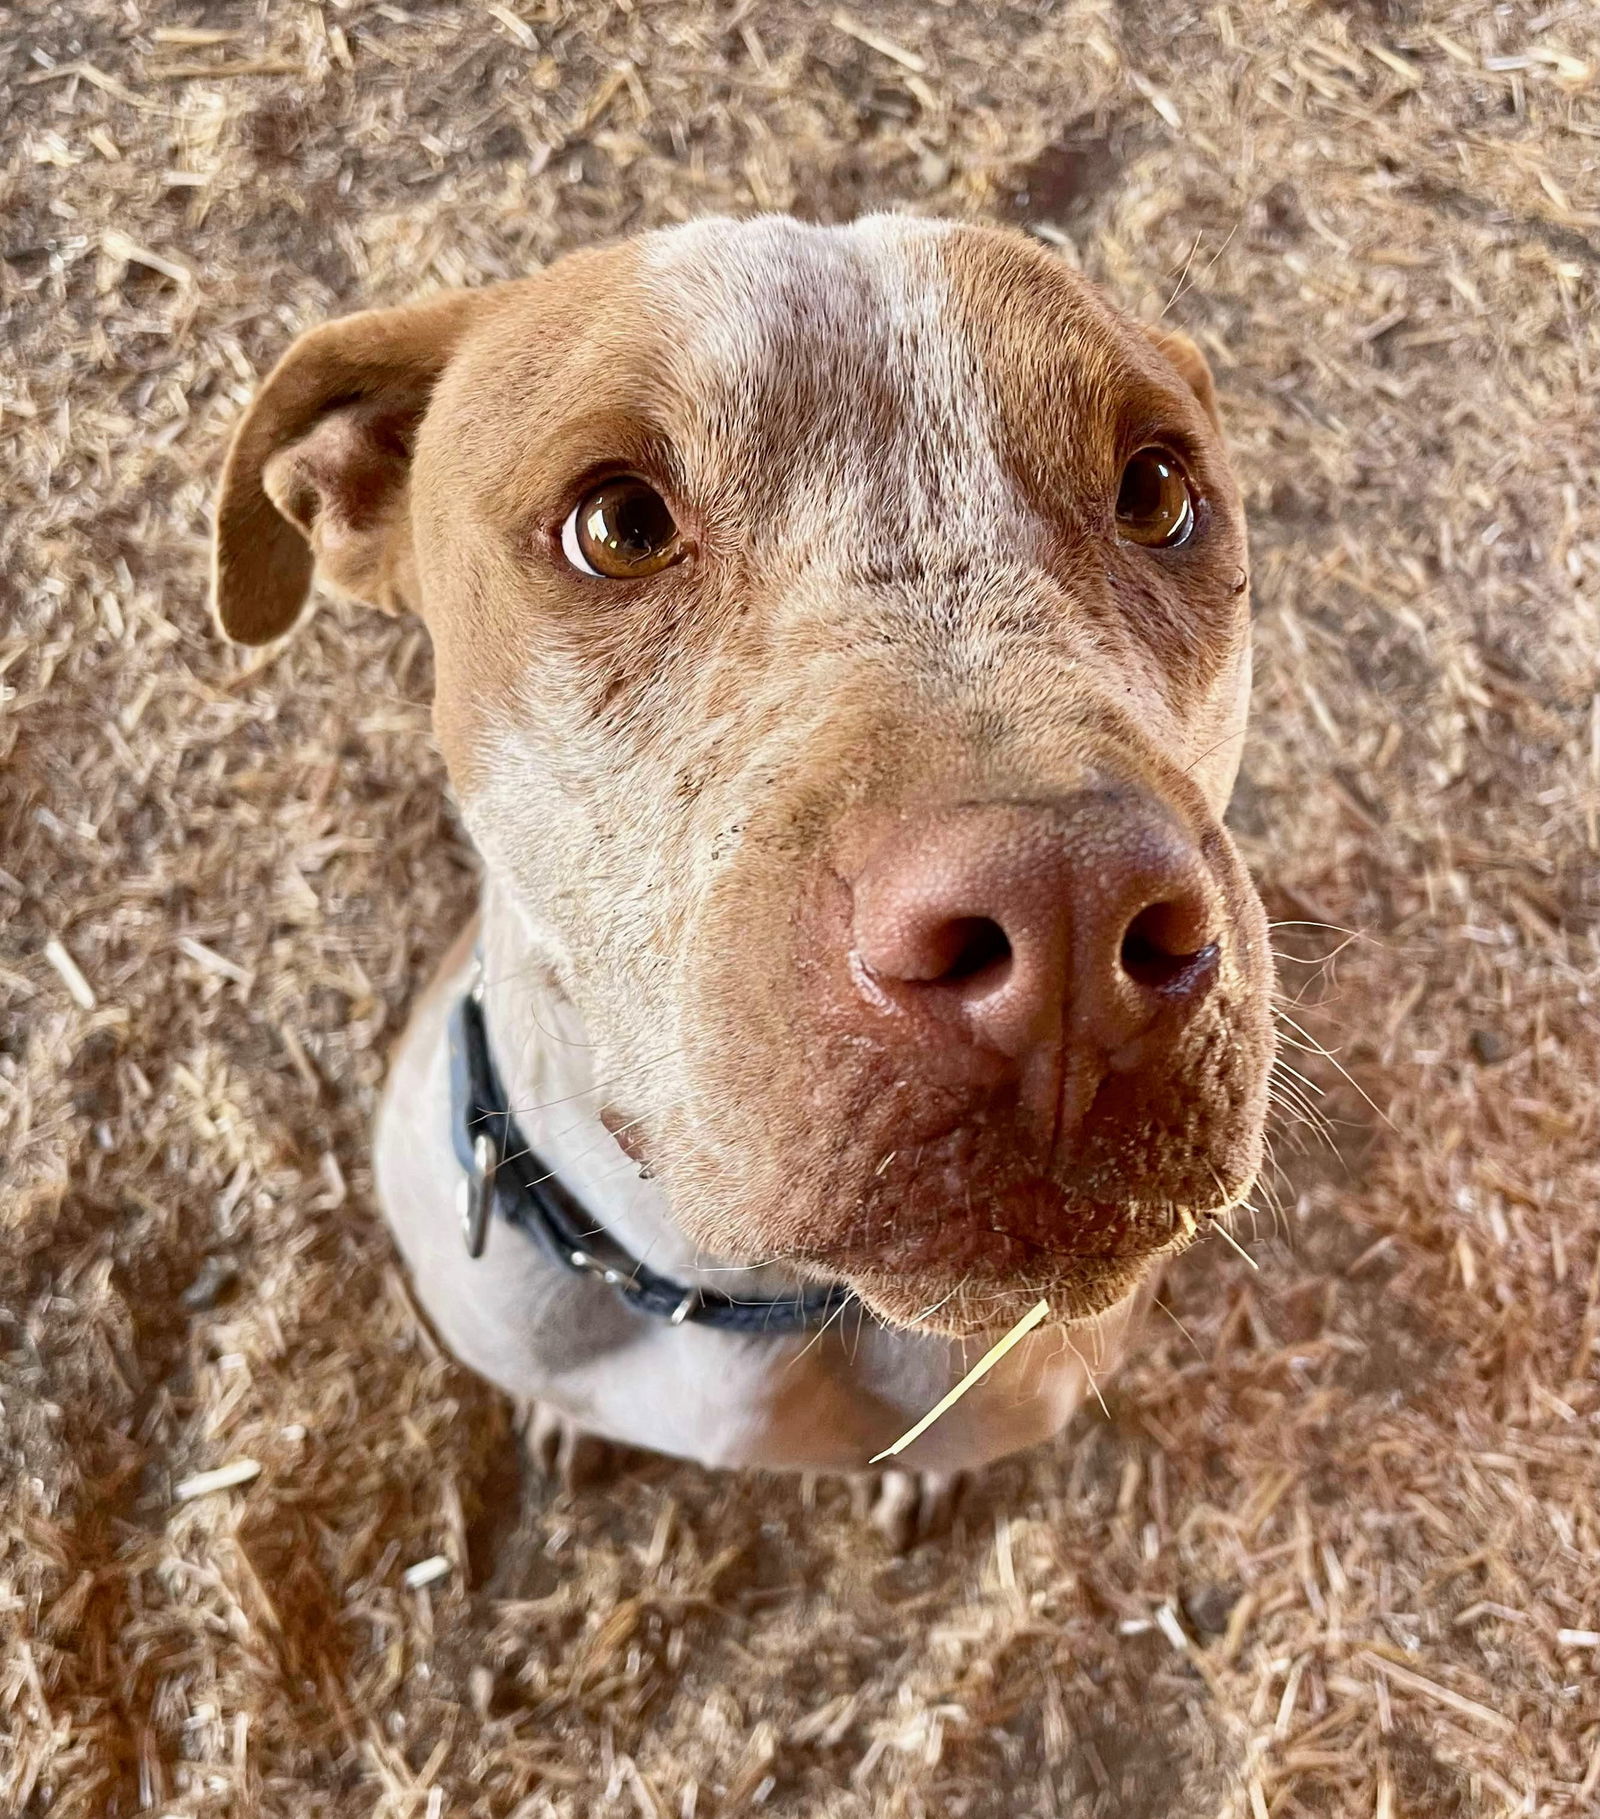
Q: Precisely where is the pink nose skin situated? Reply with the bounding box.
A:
[848,796,1222,1134]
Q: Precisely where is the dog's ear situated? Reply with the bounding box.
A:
[1142,326,1221,431]
[212,290,483,645]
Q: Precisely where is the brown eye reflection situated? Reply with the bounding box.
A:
[1115,447,1196,548]
[562,477,685,578]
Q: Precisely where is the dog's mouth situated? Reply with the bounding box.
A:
[794,1169,1219,1335]
[600,1108,656,1176]
[608,1024,1266,1339]
[602,1103,1215,1334]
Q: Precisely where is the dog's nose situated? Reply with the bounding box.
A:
[849,797,1221,1067]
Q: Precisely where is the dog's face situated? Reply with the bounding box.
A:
[215,216,1273,1335]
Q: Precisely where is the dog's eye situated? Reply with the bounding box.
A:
[1115,448,1195,548]
[561,478,684,579]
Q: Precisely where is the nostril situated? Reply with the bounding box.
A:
[931,916,1012,985]
[1120,901,1215,992]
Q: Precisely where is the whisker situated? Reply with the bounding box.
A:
[785,1281,858,1366]
[1265,1081,1318,1121]
[1162,229,1206,319]
[496,1096,695,1179]
[496,1048,685,1121]
[1254,1142,1294,1236]
[1178,725,1248,779]
[911,1279,968,1326]
[1260,1161,1292,1232]
[1267,1074,1322,1114]
[1153,1295,1205,1362]
[1265,1081,1332,1137]
[1060,1329,1111,1421]
[848,1296,869,1366]
[688,1256,808,1274]
[1266,1082,1336,1145]
[479,975,602,1051]
[1186,219,1239,301]
[1272,1057,1327,1097]
[1274,1008,1396,1131]
[1263,1123,1313,1161]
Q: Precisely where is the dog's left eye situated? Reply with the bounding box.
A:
[1115,447,1196,548]
[561,478,685,579]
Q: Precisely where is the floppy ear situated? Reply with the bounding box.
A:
[211,290,483,644]
[1142,325,1221,431]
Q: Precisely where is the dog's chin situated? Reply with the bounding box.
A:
[654,1119,1248,1338]
[833,1255,1154,1338]
[774,1165,1200,1337]
[811,1217,1178,1339]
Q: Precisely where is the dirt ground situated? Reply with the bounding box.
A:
[2,1,1598,1814]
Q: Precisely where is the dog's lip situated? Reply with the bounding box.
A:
[599,1107,656,1174]
[813,1222,1171,1278]
[825,1236,1164,1334]
[798,1185,1200,1279]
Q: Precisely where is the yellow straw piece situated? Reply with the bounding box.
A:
[870,1297,1051,1463]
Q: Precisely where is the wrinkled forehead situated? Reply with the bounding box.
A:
[642,213,955,379]
[635,214,1140,533]
[436,216,1204,551]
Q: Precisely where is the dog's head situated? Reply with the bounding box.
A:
[214,216,1273,1335]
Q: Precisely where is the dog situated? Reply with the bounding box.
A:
[211,215,1273,1544]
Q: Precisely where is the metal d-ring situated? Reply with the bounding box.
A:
[458,1129,496,1259]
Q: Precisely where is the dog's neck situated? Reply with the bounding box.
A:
[475,883,802,1299]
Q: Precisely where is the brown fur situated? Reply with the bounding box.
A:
[213,216,1273,1339]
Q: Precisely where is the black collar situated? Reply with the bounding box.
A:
[446,977,858,1334]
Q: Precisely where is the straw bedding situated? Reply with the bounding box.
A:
[2,1,1597,1813]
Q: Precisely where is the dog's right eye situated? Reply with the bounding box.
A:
[561,478,685,579]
